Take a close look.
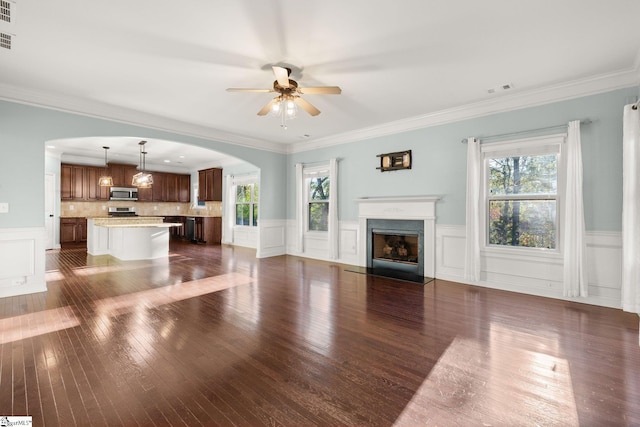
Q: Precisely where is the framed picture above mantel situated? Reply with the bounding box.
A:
[376,150,412,172]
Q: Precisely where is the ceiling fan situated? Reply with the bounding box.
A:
[226,66,341,119]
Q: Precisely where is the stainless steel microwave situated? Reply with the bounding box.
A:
[110,187,138,201]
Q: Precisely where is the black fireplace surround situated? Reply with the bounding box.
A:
[366,219,425,282]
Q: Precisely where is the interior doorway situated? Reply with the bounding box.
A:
[45,173,56,250]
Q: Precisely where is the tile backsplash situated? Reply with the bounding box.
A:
[61,201,222,218]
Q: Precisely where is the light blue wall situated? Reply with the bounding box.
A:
[2,87,636,231]
[0,100,287,228]
[288,87,638,231]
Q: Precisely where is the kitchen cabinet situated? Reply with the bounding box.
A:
[165,173,178,202]
[60,217,87,245]
[61,164,110,201]
[152,172,166,202]
[61,164,86,200]
[137,186,153,202]
[195,216,222,244]
[85,166,110,200]
[178,174,190,203]
[163,173,189,202]
[198,168,222,201]
[109,163,139,188]
[62,162,190,203]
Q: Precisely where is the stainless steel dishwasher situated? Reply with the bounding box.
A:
[186,217,196,242]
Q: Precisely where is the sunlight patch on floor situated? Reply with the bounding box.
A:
[94,272,255,317]
[0,306,80,345]
[45,270,66,281]
[1,273,254,346]
[393,328,579,426]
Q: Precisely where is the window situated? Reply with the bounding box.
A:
[235,183,258,226]
[483,136,561,250]
[308,176,329,231]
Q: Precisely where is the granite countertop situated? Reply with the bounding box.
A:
[90,217,166,226]
[96,223,183,228]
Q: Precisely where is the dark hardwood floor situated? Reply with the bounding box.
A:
[1,241,639,426]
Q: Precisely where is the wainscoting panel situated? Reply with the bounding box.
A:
[338,221,359,266]
[435,224,623,309]
[286,219,360,265]
[0,227,47,298]
[257,219,286,258]
[232,226,258,249]
[436,225,466,279]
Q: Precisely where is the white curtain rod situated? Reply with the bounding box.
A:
[461,119,591,144]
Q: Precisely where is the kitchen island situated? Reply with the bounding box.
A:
[87,217,182,260]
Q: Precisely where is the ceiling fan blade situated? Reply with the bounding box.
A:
[257,99,277,116]
[294,97,321,116]
[298,86,342,95]
[226,88,274,93]
[272,66,290,88]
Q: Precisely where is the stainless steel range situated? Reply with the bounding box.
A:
[108,206,138,217]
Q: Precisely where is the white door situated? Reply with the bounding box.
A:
[45,173,55,250]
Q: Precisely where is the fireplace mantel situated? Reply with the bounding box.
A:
[356,196,439,279]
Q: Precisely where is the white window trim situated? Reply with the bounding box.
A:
[479,133,565,258]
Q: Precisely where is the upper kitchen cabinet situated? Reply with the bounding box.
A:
[165,173,178,202]
[61,164,85,200]
[109,163,139,188]
[61,164,109,201]
[178,174,190,203]
[85,166,110,200]
[164,173,190,203]
[198,168,222,201]
[152,172,166,202]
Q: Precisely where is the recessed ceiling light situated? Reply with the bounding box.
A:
[47,145,56,148]
[179,155,185,159]
[164,160,171,163]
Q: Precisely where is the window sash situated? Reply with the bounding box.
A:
[305,175,330,233]
[308,200,329,232]
[234,183,258,227]
[482,140,561,252]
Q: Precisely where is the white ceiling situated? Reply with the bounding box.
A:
[2,0,640,166]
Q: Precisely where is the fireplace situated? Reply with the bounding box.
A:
[356,196,439,282]
[367,219,424,278]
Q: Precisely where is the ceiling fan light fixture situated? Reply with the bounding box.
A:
[270,100,281,114]
[227,65,340,128]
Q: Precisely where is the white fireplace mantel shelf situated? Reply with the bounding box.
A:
[355,195,440,278]
[355,196,440,204]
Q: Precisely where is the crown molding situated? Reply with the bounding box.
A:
[0,84,289,154]
[288,66,640,154]
[3,64,639,158]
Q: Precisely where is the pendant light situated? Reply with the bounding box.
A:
[98,146,114,187]
[132,140,153,188]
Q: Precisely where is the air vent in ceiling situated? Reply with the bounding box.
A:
[0,0,13,24]
[487,83,514,94]
[0,32,10,49]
